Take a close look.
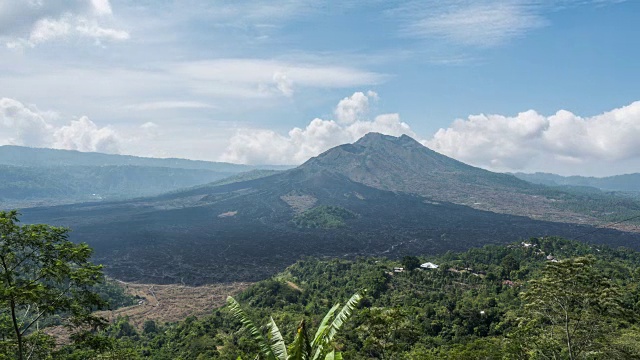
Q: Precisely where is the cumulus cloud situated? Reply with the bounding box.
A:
[52,116,120,153]
[220,91,418,164]
[0,97,121,153]
[220,93,640,175]
[1,0,128,48]
[334,91,378,124]
[426,101,640,173]
[0,98,54,147]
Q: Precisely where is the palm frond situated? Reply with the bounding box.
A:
[311,303,340,347]
[312,293,361,360]
[227,296,277,360]
[267,317,288,360]
[323,350,344,360]
[288,319,312,360]
[326,293,361,343]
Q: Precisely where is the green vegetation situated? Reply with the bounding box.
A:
[514,171,640,192]
[0,146,289,208]
[0,165,233,207]
[0,211,134,360]
[31,236,639,359]
[516,256,627,359]
[292,206,357,229]
[227,293,361,360]
[0,211,104,359]
[533,185,640,224]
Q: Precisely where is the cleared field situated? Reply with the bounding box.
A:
[98,281,252,328]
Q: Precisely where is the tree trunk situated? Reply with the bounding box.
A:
[564,310,573,360]
[10,298,23,360]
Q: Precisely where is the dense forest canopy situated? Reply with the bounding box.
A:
[3,234,638,359]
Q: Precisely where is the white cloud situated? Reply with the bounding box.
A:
[140,121,158,130]
[220,91,418,164]
[176,59,385,99]
[139,121,159,139]
[28,17,72,44]
[90,0,112,16]
[0,97,54,147]
[397,0,547,47]
[126,101,216,111]
[396,1,627,48]
[0,97,121,153]
[427,101,640,174]
[53,116,120,153]
[1,0,128,48]
[222,98,640,174]
[335,91,378,124]
[75,19,129,42]
[273,71,294,97]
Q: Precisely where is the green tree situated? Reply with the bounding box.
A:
[0,210,105,360]
[227,293,361,360]
[143,319,158,335]
[515,256,626,359]
[401,256,420,271]
[501,254,519,275]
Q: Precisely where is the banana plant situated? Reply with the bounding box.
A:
[227,293,361,360]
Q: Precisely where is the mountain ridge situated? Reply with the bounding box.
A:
[0,145,290,171]
[0,146,290,208]
[513,171,640,192]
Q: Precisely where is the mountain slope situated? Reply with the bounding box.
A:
[514,172,640,192]
[0,145,292,171]
[0,146,290,208]
[0,165,235,207]
[20,157,639,284]
[303,133,528,191]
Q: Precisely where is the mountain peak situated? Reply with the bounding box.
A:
[354,132,422,148]
[304,132,452,170]
[299,132,530,201]
[354,132,394,143]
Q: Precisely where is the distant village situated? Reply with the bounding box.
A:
[389,241,560,287]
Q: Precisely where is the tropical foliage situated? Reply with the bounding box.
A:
[227,293,361,360]
[30,236,640,359]
[0,211,133,360]
[3,225,640,359]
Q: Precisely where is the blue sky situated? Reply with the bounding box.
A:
[0,0,639,176]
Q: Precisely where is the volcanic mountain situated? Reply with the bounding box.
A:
[18,133,640,284]
[303,133,590,223]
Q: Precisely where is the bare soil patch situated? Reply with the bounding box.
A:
[98,280,252,328]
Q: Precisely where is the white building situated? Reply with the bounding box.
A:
[420,262,439,269]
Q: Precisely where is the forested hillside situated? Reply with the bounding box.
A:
[50,237,640,359]
[0,165,234,207]
[513,172,640,192]
[0,146,288,208]
[0,145,258,171]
